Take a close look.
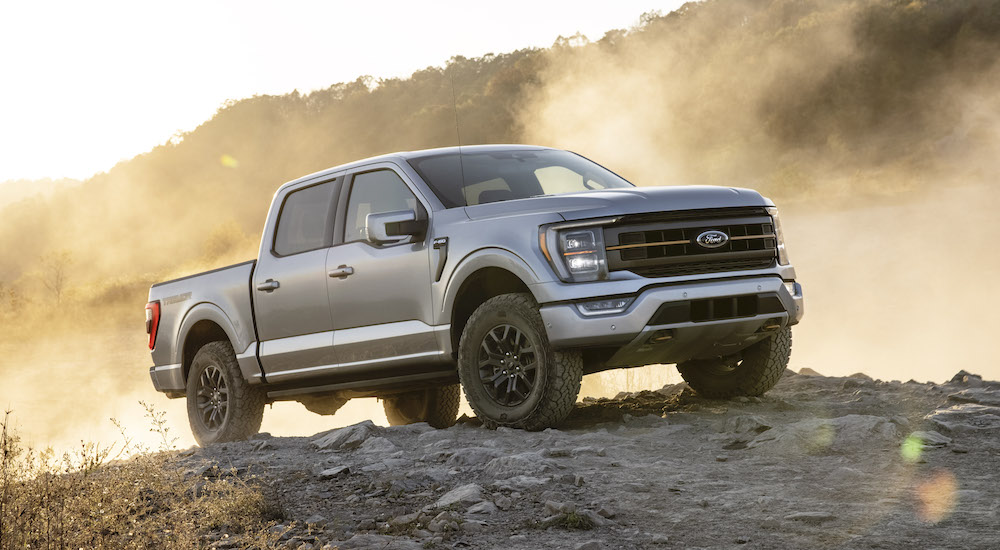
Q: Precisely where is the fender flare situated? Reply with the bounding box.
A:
[441,247,542,320]
[172,302,246,366]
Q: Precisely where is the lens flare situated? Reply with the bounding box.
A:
[915,470,958,524]
[901,434,923,463]
[220,154,239,168]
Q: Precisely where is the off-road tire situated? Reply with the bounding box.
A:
[457,293,582,430]
[382,385,460,428]
[186,341,265,446]
[677,327,792,399]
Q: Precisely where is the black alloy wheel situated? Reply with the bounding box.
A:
[196,364,229,432]
[478,324,538,407]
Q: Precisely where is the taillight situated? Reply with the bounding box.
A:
[145,301,161,350]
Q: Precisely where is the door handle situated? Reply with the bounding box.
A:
[328,265,354,279]
[256,279,280,292]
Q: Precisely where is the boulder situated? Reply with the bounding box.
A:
[798,367,824,376]
[948,388,1000,407]
[357,437,399,454]
[925,403,1000,433]
[483,451,556,479]
[748,415,898,454]
[435,483,485,509]
[313,420,380,451]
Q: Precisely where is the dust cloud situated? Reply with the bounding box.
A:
[520,0,1000,381]
[3,0,1000,451]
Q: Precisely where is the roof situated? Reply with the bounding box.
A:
[276,144,554,193]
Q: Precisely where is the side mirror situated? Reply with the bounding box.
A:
[366,210,427,245]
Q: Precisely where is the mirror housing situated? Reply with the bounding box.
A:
[366,210,427,245]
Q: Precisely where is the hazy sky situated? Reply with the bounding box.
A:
[0,1,682,182]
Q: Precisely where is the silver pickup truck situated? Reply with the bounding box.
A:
[146,145,803,445]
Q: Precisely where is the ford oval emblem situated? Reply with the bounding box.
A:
[696,230,729,249]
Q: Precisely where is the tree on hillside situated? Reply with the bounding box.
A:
[39,250,72,306]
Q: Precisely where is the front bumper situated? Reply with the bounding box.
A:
[539,276,803,366]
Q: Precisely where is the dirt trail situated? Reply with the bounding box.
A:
[176,370,1000,549]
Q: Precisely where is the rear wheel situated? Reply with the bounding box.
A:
[457,293,582,430]
[677,327,791,398]
[186,341,265,446]
[382,385,460,428]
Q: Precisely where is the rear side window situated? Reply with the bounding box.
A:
[273,179,339,256]
[344,170,422,243]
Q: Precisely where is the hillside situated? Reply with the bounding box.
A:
[4,369,999,549]
[1,0,998,291]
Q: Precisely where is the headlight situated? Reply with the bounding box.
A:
[540,219,615,282]
[766,207,790,266]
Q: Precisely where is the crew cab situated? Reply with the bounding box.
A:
[145,145,804,445]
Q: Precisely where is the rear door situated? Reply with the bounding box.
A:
[253,176,343,382]
[326,165,442,371]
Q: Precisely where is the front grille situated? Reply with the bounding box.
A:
[649,293,786,325]
[605,207,777,278]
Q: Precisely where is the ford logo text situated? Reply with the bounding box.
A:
[696,230,729,249]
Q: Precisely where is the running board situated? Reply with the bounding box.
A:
[266,371,456,400]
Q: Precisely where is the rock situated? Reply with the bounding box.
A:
[540,513,567,528]
[748,415,898,454]
[445,446,505,467]
[337,534,424,549]
[949,370,984,387]
[952,445,970,454]
[579,509,611,527]
[313,421,379,451]
[495,475,551,489]
[388,512,420,529]
[784,511,836,524]
[483,451,555,479]
[435,483,485,508]
[648,533,670,544]
[848,372,873,380]
[318,466,350,479]
[908,430,952,448]
[427,511,460,533]
[357,436,398,454]
[467,501,498,515]
[723,415,771,434]
[462,520,486,533]
[597,506,616,519]
[948,388,1000,407]
[715,455,729,462]
[925,404,1000,433]
[304,514,327,526]
[545,500,577,515]
[575,542,602,550]
[798,367,824,376]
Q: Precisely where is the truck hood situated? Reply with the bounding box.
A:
[463,186,772,222]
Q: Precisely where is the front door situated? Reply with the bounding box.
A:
[327,167,440,371]
[253,177,342,382]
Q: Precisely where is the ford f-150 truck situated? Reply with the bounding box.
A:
[146,145,803,445]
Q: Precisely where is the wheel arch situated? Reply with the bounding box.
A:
[176,303,243,384]
[444,248,541,356]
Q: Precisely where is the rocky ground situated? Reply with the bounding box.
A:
[178,369,1000,549]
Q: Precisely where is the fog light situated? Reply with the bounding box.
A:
[576,297,634,316]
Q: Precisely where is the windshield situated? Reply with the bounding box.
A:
[407,149,633,208]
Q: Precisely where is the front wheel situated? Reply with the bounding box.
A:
[677,327,792,398]
[186,341,265,446]
[457,293,582,430]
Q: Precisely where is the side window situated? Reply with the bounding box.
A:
[344,170,421,243]
[273,179,339,256]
